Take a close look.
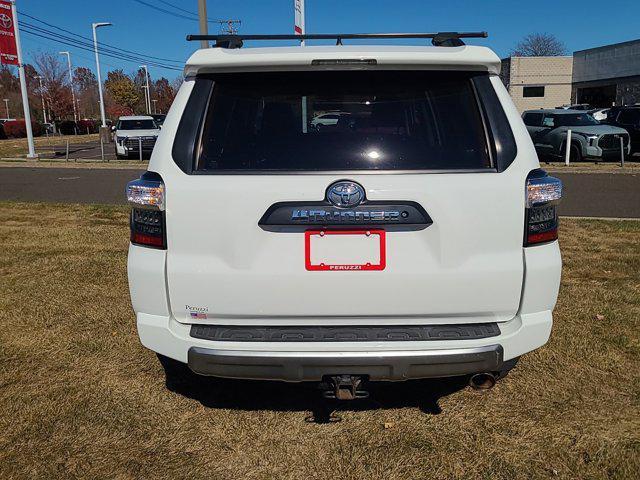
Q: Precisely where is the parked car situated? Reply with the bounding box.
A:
[522,109,630,162]
[556,103,592,111]
[590,108,609,122]
[310,112,350,130]
[126,34,564,398]
[603,105,640,154]
[113,115,160,159]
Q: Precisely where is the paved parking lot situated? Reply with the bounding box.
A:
[0,167,141,205]
[1,166,639,218]
[22,138,150,162]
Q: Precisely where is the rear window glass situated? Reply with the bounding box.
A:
[195,71,491,172]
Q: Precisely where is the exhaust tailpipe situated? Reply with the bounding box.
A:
[469,372,496,391]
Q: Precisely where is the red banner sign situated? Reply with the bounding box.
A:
[0,1,18,65]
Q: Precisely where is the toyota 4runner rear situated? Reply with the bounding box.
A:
[126,32,562,396]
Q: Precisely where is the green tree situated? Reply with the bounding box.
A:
[104,69,140,117]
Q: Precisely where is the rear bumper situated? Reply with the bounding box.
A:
[187,344,503,381]
[136,310,553,382]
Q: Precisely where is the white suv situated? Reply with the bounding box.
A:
[126,33,562,398]
[114,115,160,159]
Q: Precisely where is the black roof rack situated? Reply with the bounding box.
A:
[186,32,488,49]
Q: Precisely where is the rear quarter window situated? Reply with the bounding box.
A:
[173,70,517,173]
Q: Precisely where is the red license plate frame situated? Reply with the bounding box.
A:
[304,229,386,271]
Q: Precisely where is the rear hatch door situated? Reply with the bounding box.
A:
[164,70,525,324]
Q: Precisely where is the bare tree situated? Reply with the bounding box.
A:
[511,33,567,57]
[171,76,183,95]
[153,77,177,114]
[34,52,74,121]
[73,67,99,118]
[0,65,20,119]
[132,67,150,114]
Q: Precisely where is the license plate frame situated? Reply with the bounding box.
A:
[304,229,386,271]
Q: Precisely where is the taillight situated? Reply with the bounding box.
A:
[525,169,562,246]
[126,172,166,249]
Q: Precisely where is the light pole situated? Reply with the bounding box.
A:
[3,99,9,119]
[152,99,157,114]
[35,75,47,124]
[59,51,78,124]
[92,22,112,129]
[139,65,151,114]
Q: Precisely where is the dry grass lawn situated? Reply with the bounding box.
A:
[0,202,638,479]
[0,134,100,158]
[544,160,640,174]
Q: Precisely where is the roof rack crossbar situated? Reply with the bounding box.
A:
[186,32,488,49]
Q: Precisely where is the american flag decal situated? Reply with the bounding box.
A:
[190,312,207,319]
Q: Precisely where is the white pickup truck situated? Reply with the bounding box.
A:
[114,115,160,159]
[126,32,562,399]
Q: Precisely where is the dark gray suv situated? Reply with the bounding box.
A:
[523,109,630,162]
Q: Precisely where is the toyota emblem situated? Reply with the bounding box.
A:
[326,180,366,208]
[0,14,12,30]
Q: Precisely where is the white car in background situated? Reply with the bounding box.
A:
[114,115,160,159]
[126,32,563,400]
[590,108,609,122]
[310,112,349,130]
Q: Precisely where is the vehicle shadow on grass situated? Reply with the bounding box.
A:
[158,355,468,423]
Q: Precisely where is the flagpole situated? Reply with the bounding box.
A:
[294,0,305,45]
[10,0,37,159]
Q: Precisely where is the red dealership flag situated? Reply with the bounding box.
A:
[0,0,18,65]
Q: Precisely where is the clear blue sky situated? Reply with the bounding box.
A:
[17,0,640,81]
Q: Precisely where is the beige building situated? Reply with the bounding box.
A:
[500,56,573,113]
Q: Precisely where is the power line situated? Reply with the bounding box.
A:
[24,30,179,71]
[21,28,182,72]
[21,22,182,70]
[133,0,226,24]
[131,0,200,21]
[21,33,123,71]
[155,0,205,18]
[22,27,182,71]
[18,11,183,65]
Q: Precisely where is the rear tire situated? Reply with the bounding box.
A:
[569,143,582,163]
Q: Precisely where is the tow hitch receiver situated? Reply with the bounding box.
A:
[322,375,370,400]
